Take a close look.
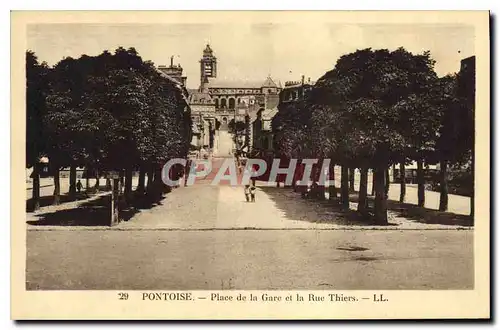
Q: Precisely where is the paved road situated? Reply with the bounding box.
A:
[26,168,474,290]
[28,184,472,230]
[26,229,473,290]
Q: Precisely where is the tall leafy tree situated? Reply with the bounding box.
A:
[312,48,439,224]
[26,51,49,210]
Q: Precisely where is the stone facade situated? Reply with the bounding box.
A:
[252,107,277,152]
[279,76,314,104]
[187,44,282,157]
[157,44,284,157]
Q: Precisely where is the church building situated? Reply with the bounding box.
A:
[186,44,282,157]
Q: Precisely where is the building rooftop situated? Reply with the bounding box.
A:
[207,79,263,89]
[203,44,215,57]
[207,76,281,89]
[262,75,278,88]
[188,89,215,105]
[156,69,190,106]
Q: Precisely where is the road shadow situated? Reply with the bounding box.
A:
[385,199,473,227]
[26,185,111,212]
[348,194,473,227]
[258,186,381,226]
[27,191,167,227]
[260,186,472,227]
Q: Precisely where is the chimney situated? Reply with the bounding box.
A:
[301,75,305,85]
[170,55,174,67]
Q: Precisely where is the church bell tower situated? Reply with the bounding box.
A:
[199,44,217,88]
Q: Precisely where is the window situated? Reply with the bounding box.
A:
[268,89,272,93]
[229,98,235,109]
[221,98,227,108]
[215,99,219,108]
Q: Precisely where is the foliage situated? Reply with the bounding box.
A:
[271,47,473,223]
[30,47,192,180]
[26,51,49,168]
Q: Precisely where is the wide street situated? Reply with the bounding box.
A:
[27,229,472,290]
[26,174,474,290]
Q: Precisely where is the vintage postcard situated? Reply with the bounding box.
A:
[11,10,490,320]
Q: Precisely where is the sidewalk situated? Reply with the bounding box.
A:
[26,176,473,231]
[386,184,471,215]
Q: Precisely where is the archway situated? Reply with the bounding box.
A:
[229,98,235,109]
[220,98,227,108]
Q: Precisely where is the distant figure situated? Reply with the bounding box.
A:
[244,183,256,202]
[249,184,256,202]
[185,160,192,187]
[76,179,83,193]
[244,184,251,202]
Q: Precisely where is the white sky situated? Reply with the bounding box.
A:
[27,23,475,89]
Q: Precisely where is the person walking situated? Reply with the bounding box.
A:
[76,179,83,193]
[249,183,256,202]
[244,184,251,202]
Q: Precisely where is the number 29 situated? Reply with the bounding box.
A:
[118,292,129,300]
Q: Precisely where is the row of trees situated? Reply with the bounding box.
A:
[27,47,193,210]
[272,47,474,225]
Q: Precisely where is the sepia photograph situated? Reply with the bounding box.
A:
[11,10,490,319]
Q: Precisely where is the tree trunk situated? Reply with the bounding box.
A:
[328,162,337,203]
[349,168,355,192]
[357,166,368,215]
[439,159,449,212]
[399,162,406,203]
[154,165,168,195]
[69,164,77,200]
[417,159,425,207]
[340,165,349,210]
[31,163,40,211]
[94,171,100,190]
[53,166,60,205]
[85,169,90,190]
[124,165,133,204]
[373,166,388,225]
[384,168,390,198]
[317,161,326,200]
[146,165,154,194]
[137,165,146,194]
[371,170,376,196]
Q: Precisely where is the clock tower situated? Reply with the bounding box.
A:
[199,44,217,88]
